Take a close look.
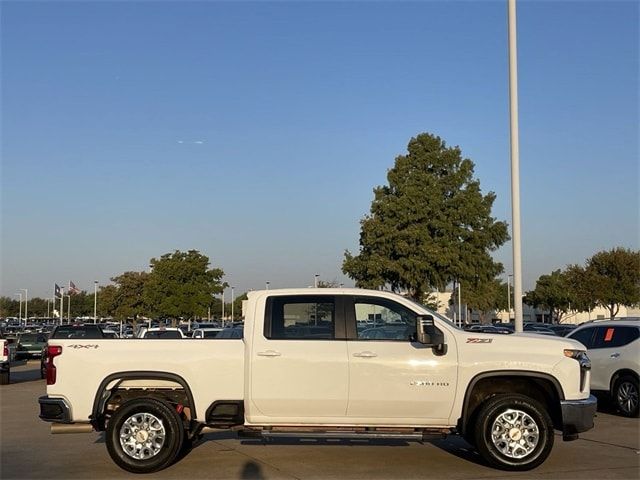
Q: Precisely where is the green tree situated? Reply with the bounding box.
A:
[230,292,248,320]
[111,272,149,321]
[574,248,640,319]
[343,133,509,301]
[459,278,508,324]
[0,297,19,317]
[144,250,226,322]
[97,285,119,318]
[524,270,573,323]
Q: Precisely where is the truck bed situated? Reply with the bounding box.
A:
[47,339,244,422]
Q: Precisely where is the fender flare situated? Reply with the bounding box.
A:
[459,370,565,434]
[90,371,196,430]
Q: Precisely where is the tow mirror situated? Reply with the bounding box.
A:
[416,315,447,355]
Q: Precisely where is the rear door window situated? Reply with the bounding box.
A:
[265,296,337,340]
[592,326,640,349]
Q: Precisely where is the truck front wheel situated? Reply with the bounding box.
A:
[474,394,554,471]
[106,398,184,474]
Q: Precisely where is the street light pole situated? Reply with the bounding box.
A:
[94,281,98,323]
[314,274,319,288]
[21,289,28,325]
[507,274,513,321]
[60,287,65,324]
[221,290,225,327]
[508,0,524,333]
[231,287,235,322]
[15,293,22,323]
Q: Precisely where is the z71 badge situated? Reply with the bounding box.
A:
[466,338,493,344]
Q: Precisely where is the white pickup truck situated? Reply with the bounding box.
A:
[1,334,19,384]
[39,288,597,473]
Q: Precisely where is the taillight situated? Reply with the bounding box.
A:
[3,344,8,358]
[46,345,63,385]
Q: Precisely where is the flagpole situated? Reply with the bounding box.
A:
[68,281,71,323]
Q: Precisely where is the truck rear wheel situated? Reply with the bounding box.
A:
[0,370,9,385]
[106,398,184,474]
[474,394,554,471]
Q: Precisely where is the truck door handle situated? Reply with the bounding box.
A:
[257,350,281,357]
[353,351,377,358]
[610,353,620,358]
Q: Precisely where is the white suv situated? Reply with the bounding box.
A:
[568,319,639,417]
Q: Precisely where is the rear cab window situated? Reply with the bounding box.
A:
[264,295,340,340]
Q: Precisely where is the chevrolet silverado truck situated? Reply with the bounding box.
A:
[39,288,597,473]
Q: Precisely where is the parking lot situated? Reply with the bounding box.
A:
[1,361,638,480]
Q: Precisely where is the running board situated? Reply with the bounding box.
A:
[239,428,451,442]
[261,431,425,441]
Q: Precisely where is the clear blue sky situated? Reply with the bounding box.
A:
[1,1,638,299]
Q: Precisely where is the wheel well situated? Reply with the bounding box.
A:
[610,369,639,391]
[90,371,196,431]
[460,375,563,434]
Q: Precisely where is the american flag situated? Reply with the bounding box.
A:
[69,281,80,294]
[54,283,61,298]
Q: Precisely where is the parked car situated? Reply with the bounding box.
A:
[567,319,639,417]
[102,330,120,339]
[16,332,49,359]
[0,332,19,384]
[548,324,577,337]
[140,327,185,339]
[192,328,223,339]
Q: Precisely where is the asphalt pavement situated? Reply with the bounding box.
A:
[1,361,638,480]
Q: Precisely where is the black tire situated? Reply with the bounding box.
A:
[106,398,184,474]
[474,394,554,471]
[0,370,9,385]
[612,375,639,418]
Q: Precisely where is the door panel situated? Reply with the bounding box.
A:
[250,295,349,418]
[345,296,457,423]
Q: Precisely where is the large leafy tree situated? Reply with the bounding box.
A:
[97,285,119,318]
[144,250,226,321]
[459,278,509,324]
[343,133,509,301]
[111,272,149,321]
[568,248,640,319]
[524,270,573,323]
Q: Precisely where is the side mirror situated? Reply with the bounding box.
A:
[416,315,447,355]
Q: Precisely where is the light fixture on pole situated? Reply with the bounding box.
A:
[314,274,319,288]
[20,289,28,325]
[265,281,270,290]
[94,281,98,324]
[507,0,524,333]
[15,293,22,323]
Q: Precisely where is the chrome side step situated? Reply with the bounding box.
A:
[260,431,425,441]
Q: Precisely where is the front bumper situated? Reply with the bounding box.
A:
[561,395,597,439]
[38,396,72,423]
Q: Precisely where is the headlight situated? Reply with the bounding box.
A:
[564,349,591,370]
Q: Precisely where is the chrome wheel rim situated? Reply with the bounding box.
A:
[490,408,540,459]
[617,381,639,415]
[119,413,166,460]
